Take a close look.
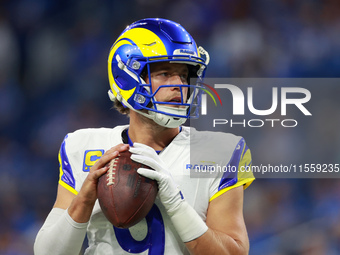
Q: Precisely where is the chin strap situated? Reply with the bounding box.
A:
[148,105,187,128]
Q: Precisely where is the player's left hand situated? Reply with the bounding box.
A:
[129,143,184,215]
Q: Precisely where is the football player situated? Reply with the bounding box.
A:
[34,18,255,255]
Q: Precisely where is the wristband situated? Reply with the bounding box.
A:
[169,201,208,243]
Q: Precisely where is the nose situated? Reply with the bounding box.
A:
[169,77,182,93]
[169,78,188,100]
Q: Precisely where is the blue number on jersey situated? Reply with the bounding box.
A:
[114,205,165,254]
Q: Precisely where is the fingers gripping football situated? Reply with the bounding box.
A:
[130,143,183,214]
[136,168,161,181]
[129,143,171,178]
[79,144,129,203]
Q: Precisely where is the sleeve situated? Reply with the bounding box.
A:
[209,137,255,201]
[58,134,78,195]
[34,208,88,255]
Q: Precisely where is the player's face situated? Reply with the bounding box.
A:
[146,62,189,107]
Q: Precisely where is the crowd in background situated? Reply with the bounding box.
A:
[1,0,340,254]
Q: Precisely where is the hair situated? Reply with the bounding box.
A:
[113,98,130,116]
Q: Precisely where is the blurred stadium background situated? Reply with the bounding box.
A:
[1,0,340,254]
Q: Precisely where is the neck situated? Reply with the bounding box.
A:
[128,111,180,151]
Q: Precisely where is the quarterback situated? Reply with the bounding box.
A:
[34,18,254,255]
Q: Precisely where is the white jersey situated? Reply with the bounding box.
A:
[58,125,254,255]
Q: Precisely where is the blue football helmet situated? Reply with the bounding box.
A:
[108,18,209,128]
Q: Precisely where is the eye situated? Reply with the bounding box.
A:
[180,74,188,80]
[155,72,168,78]
[180,73,189,83]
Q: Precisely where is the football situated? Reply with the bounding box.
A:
[97,150,158,228]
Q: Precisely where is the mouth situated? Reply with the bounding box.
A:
[168,97,182,104]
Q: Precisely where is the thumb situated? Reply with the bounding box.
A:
[137,168,161,181]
